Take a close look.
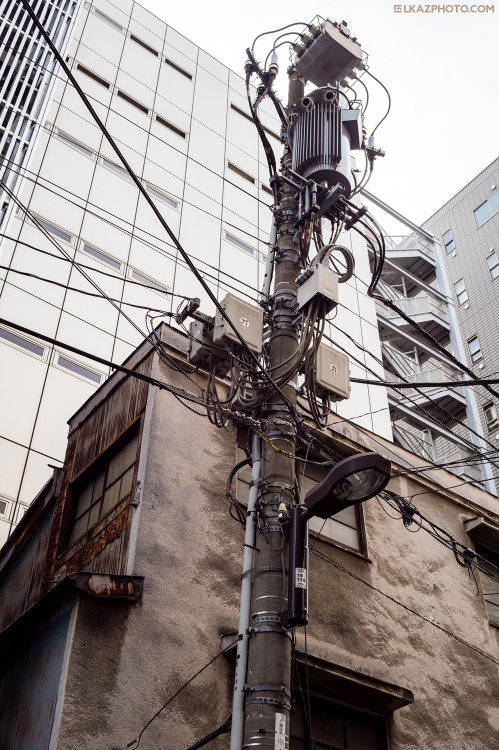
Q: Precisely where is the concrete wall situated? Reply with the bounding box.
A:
[49,344,499,749]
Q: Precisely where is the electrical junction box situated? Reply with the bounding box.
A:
[297,265,338,314]
[295,19,363,88]
[213,293,264,353]
[188,320,231,377]
[316,343,350,401]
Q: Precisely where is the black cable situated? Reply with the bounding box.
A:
[126,638,238,749]
[18,0,309,443]
[351,375,499,389]
[311,549,499,667]
[251,22,309,53]
[184,716,232,750]
[364,68,391,137]
[353,75,369,113]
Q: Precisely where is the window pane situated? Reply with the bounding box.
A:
[445,238,455,252]
[442,230,453,245]
[0,327,45,356]
[76,482,93,517]
[474,201,492,227]
[92,469,106,502]
[71,513,89,544]
[107,435,138,485]
[455,279,465,294]
[102,479,121,515]
[489,191,499,214]
[469,337,480,353]
[119,465,135,499]
[88,502,101,528]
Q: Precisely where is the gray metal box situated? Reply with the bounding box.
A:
[316,343,350,401]
[188,320,231,376]
[295,19,362,87]
[213,293,263,353]
[297,265,338,314]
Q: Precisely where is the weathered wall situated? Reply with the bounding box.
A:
[53,342,499,750]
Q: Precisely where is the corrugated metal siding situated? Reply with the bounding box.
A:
[0,506,55,633]
[0,593,73,750]
[71,354,152,480]
[81,531,128,575]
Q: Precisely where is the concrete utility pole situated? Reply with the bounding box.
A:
[242,67,305,750]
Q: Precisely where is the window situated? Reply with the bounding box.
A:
[227,161,255,184]
[474,544,499,627]
[261,183,273,195]
[454,279,468,305]
[468,335,482,363]
[474,191,499,228]
[101,157,133,182]
[483,402,498,432]
[117,90,149,115]
[33,216,72,243]
[145,183,178,209]
[0,498,9,517]
[130,34,158,56]
[70,433,138,546]
[225,232,254,255]
[131,269,170,295]
[291,694,387,750]
[93,8,123,32]
[76,63,110,89]
[487,252,499,280]
[0,326,45,356]
[230,103,253,123]
[164,57,193,80]
[57,355,102,384]
[442,230,455,253]
[82,243,121,271]
[155,115,186,139]
[56,130,94,157]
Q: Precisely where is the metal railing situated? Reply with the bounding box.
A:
[378,293,448,324]
[384,233,436,261]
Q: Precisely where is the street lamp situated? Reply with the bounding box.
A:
[280,452,391,630]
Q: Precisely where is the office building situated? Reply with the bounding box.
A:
[0,0,494,548]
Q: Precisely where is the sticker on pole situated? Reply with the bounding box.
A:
[275,712,286,750]
[295,567,307,589]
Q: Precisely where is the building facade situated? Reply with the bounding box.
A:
[0,0,495,549]
[1,324,499,749]
[422,157,499,489]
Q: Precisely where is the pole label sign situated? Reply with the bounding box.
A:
[295,567,307,589]
[275,712,286,749]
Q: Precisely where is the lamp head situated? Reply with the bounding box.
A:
[303,452,391,519]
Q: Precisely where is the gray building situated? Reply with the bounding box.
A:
[1,323,499,749]
[422,157,499,490]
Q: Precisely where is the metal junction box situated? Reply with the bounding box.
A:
[213,293,264,353]
[297,265,338,314]
[295,19,363,87]
[188,320,231,377]
[316,343,350,401]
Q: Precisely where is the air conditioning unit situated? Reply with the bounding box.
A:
[213,293,263,353]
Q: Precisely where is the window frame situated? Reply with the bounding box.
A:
[454,278,468,305]
[468,335,482,363]
[442,229,455,253]
[483,402,498,432]
[487,252,499,280]
[63,425,140,551]
[474,191,499,228]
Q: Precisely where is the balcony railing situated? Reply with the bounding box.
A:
[384,234,435,261]
[377,294,448,324]
[386,366,464,397]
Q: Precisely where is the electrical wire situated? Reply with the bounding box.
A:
[251,22,309,53]
[126,638,238,749]
[311,548,499,667]
[364,68,391,137]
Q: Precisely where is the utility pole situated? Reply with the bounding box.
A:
[242,67,304,750]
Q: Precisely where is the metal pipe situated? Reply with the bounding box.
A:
[230,433,262,750]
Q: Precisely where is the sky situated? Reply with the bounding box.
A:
[137,0,499,229]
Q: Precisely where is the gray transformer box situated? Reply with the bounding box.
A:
[316,343,350,401]
[297,265,338,314]
[295,19,363,87]
[213,293,264,353]
[188,320,231,377]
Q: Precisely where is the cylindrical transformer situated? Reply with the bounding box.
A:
[291,87,355,197]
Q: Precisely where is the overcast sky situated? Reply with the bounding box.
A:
[138,0,498,229]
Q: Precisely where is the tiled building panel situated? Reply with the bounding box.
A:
[423,158,499,491]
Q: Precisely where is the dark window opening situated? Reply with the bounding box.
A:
[227,161,255,184]
[76,63,110,89]
[117,90,149,115]
[130,34,158,57]
[164,57,192,80]
[155,115,186,139]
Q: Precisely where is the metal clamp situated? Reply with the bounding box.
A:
[242,566,283,579]
[245,696,292,711]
